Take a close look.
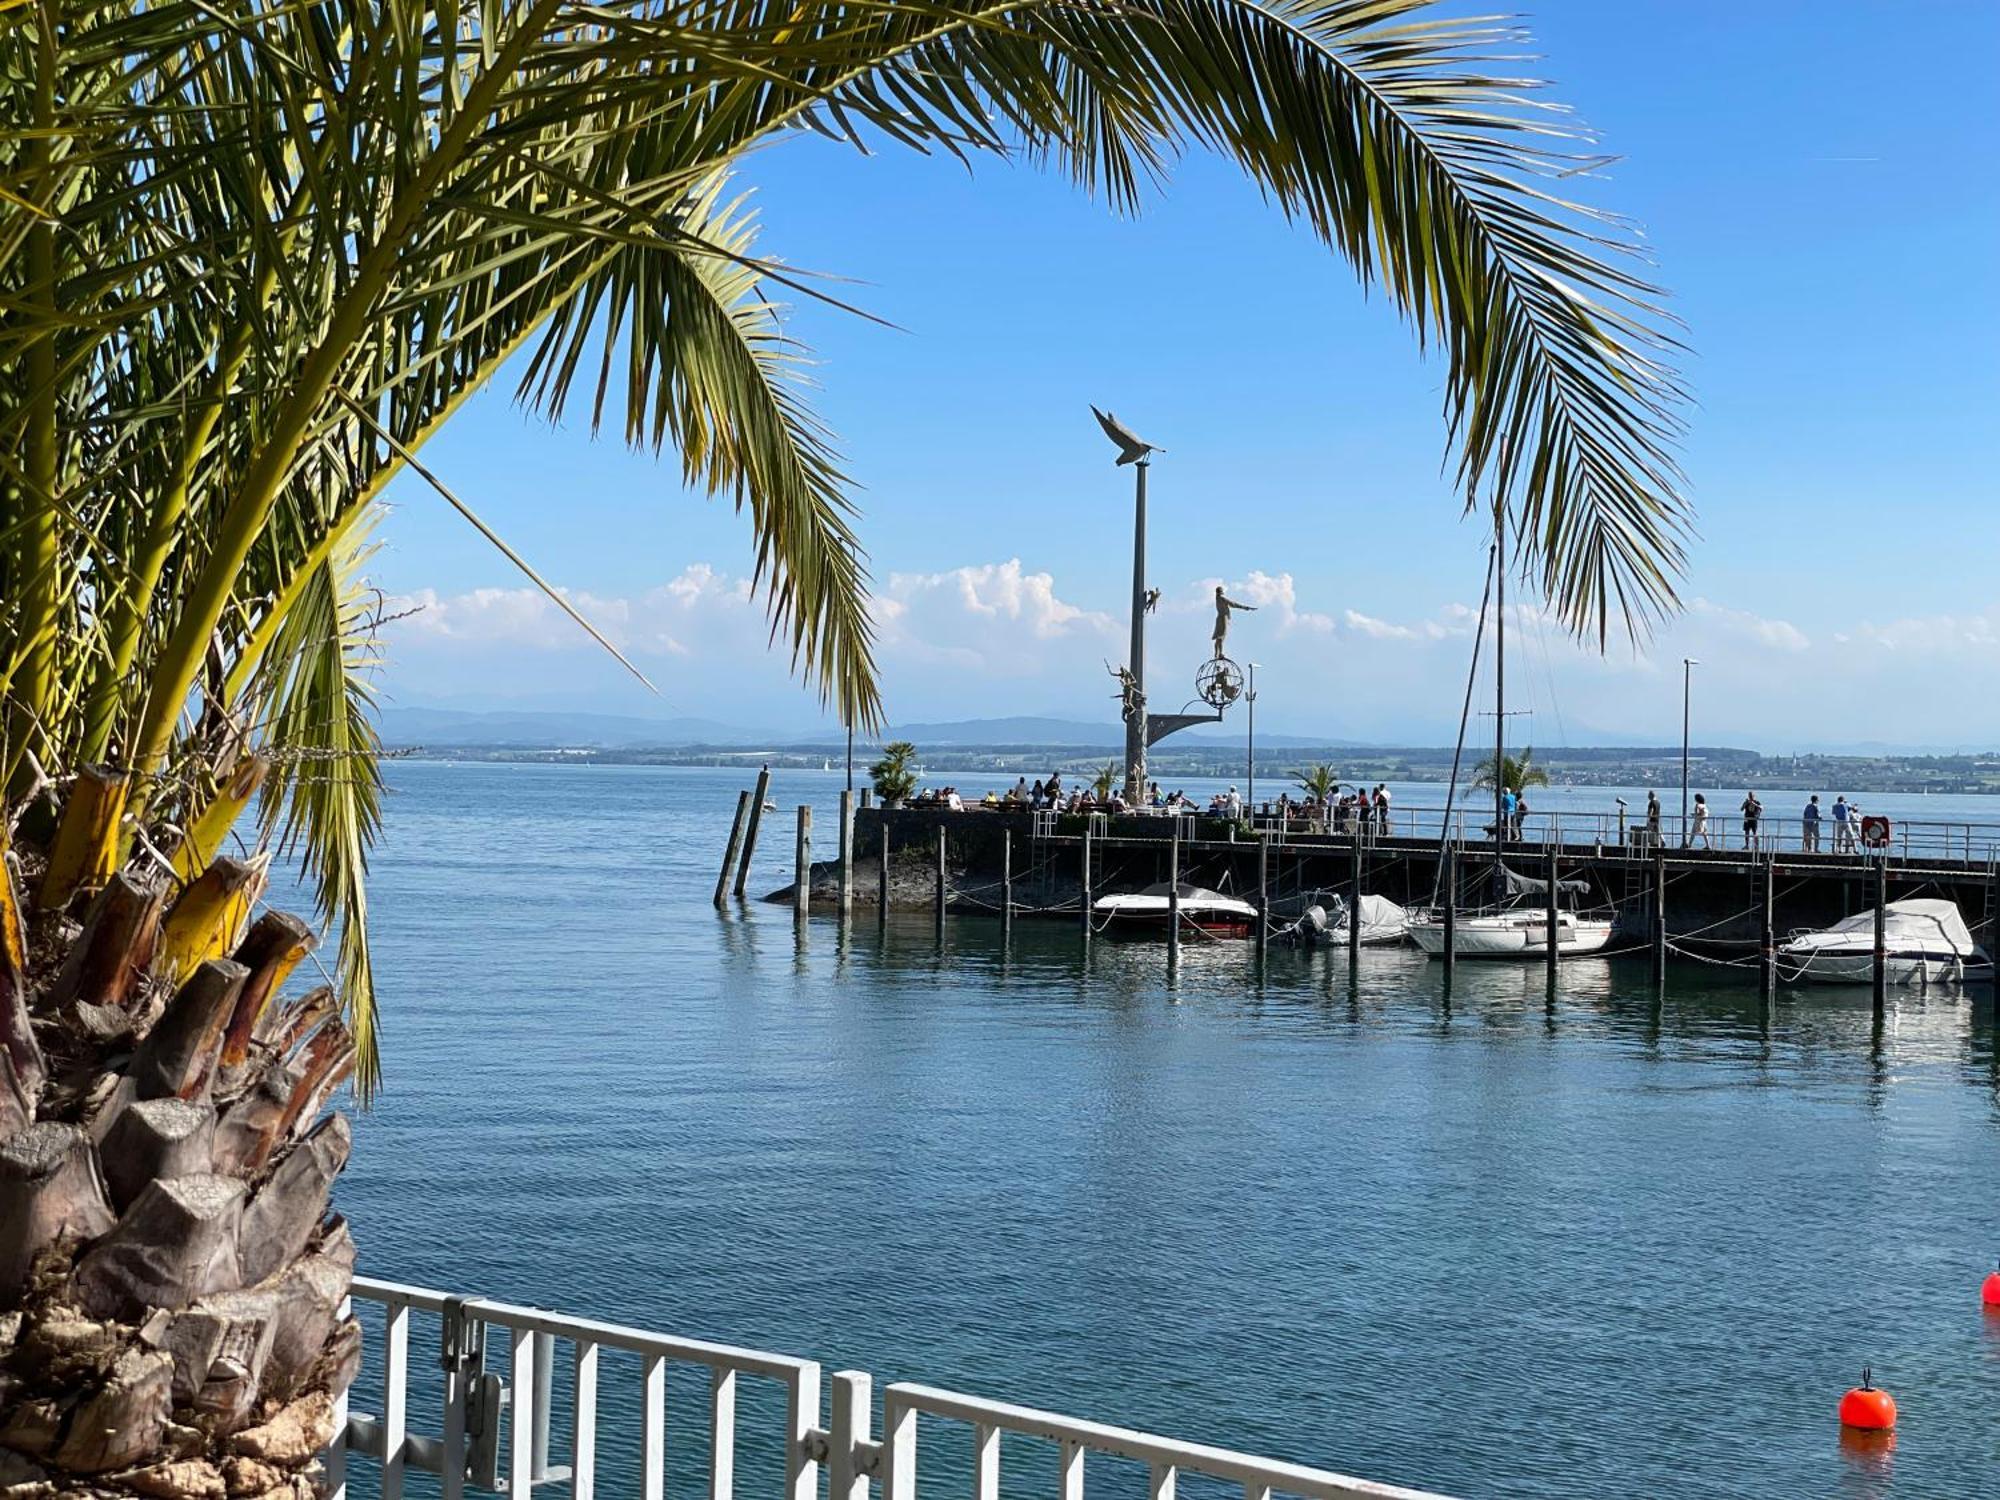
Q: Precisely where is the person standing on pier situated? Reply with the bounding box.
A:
[1831,795,1854,853]
[1375,784,1392,836]
[1690,793,1713,849]
[1741,791,1763,848]
[1645,790,1662,849]
[1802,794,1823,852]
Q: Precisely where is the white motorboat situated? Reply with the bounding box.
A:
[1776,899,1991,986]
[1407,865,1611,959]
[1092,882,1258,938]
[1408,908,1614,958]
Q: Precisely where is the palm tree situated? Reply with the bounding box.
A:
[1091,763,1120,802]
[0,2,1688,1488]
[1472,747,1553,796]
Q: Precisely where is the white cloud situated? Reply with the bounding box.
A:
[1689,597,1810,652]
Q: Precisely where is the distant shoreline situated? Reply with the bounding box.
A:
[383,742,2000,797]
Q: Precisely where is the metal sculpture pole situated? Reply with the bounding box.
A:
[1126,457,1148,803]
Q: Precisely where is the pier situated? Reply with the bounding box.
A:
[770,804,2000,970]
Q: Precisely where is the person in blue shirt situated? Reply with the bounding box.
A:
[1802,794,1822,852]
[1831,794,1854,853]
[1499,786,1518,839]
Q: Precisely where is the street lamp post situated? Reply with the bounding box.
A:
[1246,662,1259,814]
[1680,657,1699,843]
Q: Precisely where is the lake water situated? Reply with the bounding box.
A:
[335,762,2000,1500]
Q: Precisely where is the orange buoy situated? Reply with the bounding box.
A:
[1838,1368,1896,1431]
[1983,1267,2000,1308]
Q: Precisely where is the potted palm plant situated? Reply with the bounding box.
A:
[870,742,921,808]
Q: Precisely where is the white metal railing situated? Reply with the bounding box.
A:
[330,1277,1456,1500]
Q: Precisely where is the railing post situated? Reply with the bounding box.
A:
[882,1392,917,1500]
[973,1422,1001,1500]
[572,1341,599,1500]
[380,1300,409,1500]
[640,1353,665,1500]
[710,1367,738,1500]
[828,1371,873,1500]
[508,1325,535,1499]
[786,1364,822,1500]
[530,1329,555,1483]
[324,1294,351,1500]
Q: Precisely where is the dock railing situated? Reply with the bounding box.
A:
[332,1275,1457,1500]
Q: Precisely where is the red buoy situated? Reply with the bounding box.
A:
[1983,1267,2000,1308]
[1839,1369,1896,1431]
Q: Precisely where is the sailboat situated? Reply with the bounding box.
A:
[1406,487,1611,960]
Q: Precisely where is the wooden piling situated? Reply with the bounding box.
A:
[1168,829,1181,963]
[1440,846,1456,984]
[837,790,854,920]
[935,824,947,936]
[1544,840,1559,981]
[1001,830,1013,937]
[1256,837,1269,962]
[860,788,872,809]
[1347,833,1362,961]
[1872,857,1888,1010]
[733,766,772,898]
[878,824,890,927]
[793,805,812,920]
[715,790,751,908]
[1651,843,1667,985]
[1758,854,1775,998]
[1080,826,1094,940]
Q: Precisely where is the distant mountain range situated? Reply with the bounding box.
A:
[376,707,1360,751]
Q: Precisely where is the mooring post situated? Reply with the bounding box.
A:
[1544,839,1559,981]
[715,790,751,908]
[1001,829,1014,937]
[1168,828,1182,964]
[1759,853,1776,999]
[837,790,854,920]
[1440,845,1457,985]
[793,804,812,920]
[860,788,872,810]
[935,823,947,936]
[1080,825,1094,940]
[878,824,891,927]
[1651,842,1667,985]
[734,766,773,898]
[1872,855,1888,1011]
[1256,836,1269,963]
[1347,831,1362,963]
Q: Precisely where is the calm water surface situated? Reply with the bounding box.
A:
[336,763,2000,1500]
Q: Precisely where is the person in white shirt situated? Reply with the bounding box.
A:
[945,788,964,812]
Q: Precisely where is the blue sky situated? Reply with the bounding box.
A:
[375,1,2000,749]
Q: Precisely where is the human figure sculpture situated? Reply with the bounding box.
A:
[1212,585,1257,658]
[1143,587,1161,615]
[1107,661,1144,723]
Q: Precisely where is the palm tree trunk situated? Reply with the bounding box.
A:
[0,788,356,1498]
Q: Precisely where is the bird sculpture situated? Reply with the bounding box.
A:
[1090,405,1162,465]
[1144,587,1161,614]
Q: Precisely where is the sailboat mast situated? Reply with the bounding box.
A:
[1493,493,1506,893]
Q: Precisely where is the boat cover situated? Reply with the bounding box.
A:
[1497,865,1590,897]
[1351,894,1408,927]
[1816,899,1978,954]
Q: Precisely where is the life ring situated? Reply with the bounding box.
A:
[1860,815,1891,848]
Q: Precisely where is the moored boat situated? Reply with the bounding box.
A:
[1093,882,1258,938]
[1776,899,1990,986]
[1408,908,1613,958]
